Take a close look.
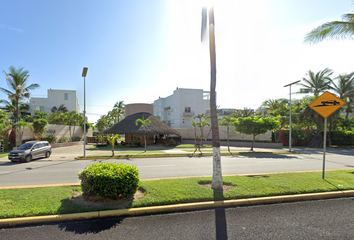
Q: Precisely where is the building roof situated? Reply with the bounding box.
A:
[105,112,181,136]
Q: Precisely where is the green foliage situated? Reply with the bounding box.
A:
[32,119,48,139]
[41,136,57,144]
[78,163,140,200]
[330,130,354,146]
[107,134,120,156]
[233,116,280,136]
[71,136,81,142]
[58,137,70,143]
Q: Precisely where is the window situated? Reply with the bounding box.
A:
[185,107,191,113]
[64,93,72,100]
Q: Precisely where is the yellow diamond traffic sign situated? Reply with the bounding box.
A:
[309,91,345,118]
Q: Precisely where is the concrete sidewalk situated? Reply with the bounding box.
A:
[0,144,292,162]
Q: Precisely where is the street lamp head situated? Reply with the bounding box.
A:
[82,67,88,77]
[284,80,301,88]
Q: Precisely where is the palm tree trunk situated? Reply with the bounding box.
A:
[227,125,230,153]
[144,135,147,152]
[209,8,223,191]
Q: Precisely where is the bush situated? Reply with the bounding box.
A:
[78,163,140,200]
[330,130,354,146]
[71,136,81,142]
[58,137,69,143]
[41,136,57,144]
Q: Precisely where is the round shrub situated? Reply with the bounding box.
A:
[78,163,140,200]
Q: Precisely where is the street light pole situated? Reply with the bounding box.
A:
[284,80,300,152]
[82,67,88,157]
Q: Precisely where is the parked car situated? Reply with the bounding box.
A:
[8,141,52,162]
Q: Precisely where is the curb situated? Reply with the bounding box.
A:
[1,190,354,227]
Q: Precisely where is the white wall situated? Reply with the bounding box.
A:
[21,124,93,142]
[175,126,272,142]
[29,89,80,115]
[153,88,211,128]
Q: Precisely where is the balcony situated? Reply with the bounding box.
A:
[183,111,195,116]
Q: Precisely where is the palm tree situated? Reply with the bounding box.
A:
[1,66,39,124]
[51,104,68,113]
[219,116,234,154]
[305,12,354,44]
[201,6,222,190]
[107,134,120,156]
[190,121,198,147]
[329,73,354,118]
[0,98,29,121]
[113,101,125,123]
[1,66,39,146]
[260,99,288,116]
[298,68,333,97]
[196,119,210,146]
[135,116,151,152]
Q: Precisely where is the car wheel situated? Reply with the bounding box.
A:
[25,155,32,163]
[45,151,51,158]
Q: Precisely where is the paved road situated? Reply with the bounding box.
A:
[1,197,354,239]
[0,147,353,187]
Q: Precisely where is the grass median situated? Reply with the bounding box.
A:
[1,170,354,219]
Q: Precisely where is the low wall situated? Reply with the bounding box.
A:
[51,141,84,148]
[175,126,272,142]
[181,139,283,149]
[21,124,93,142]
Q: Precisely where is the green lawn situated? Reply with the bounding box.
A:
[1,170,354,219]
[0,152,8,158]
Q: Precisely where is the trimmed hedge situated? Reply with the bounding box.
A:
[78,163,140,200]
[330,130,354,146]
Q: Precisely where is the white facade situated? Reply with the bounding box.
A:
[153,88,211,128]
[29,89,80,115]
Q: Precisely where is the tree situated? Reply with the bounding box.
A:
[106,134,120,156]
[113,101,125,123]
[304,11,354,44]
[219,116,234,154]
[51,104,68,113]
[201,6,222,190]
[329,73,354,118]
[33,110,49,120]
[298,68,333,97]
[135,116,151,152]
[0,111,12,151]
[0,66,39,145]
[196,119,210,146]
[233,116,280,151]
[190,121,198,148]
[260,99,288,116]
[17,120,33,144]
[32,119,48,139]
[0,98,29,121]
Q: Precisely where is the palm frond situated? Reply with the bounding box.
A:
[305,21,354,44]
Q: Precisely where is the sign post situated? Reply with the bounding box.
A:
[309,91,345,179]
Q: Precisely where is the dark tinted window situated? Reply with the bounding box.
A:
[18,142,35,150]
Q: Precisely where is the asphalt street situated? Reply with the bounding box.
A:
[0,147,354,187]
[1,197,354,239]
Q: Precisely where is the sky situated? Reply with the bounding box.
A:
[1,0,354,123]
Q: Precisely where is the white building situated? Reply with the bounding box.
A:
[29,89,80,115]
[153,88,211,128]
